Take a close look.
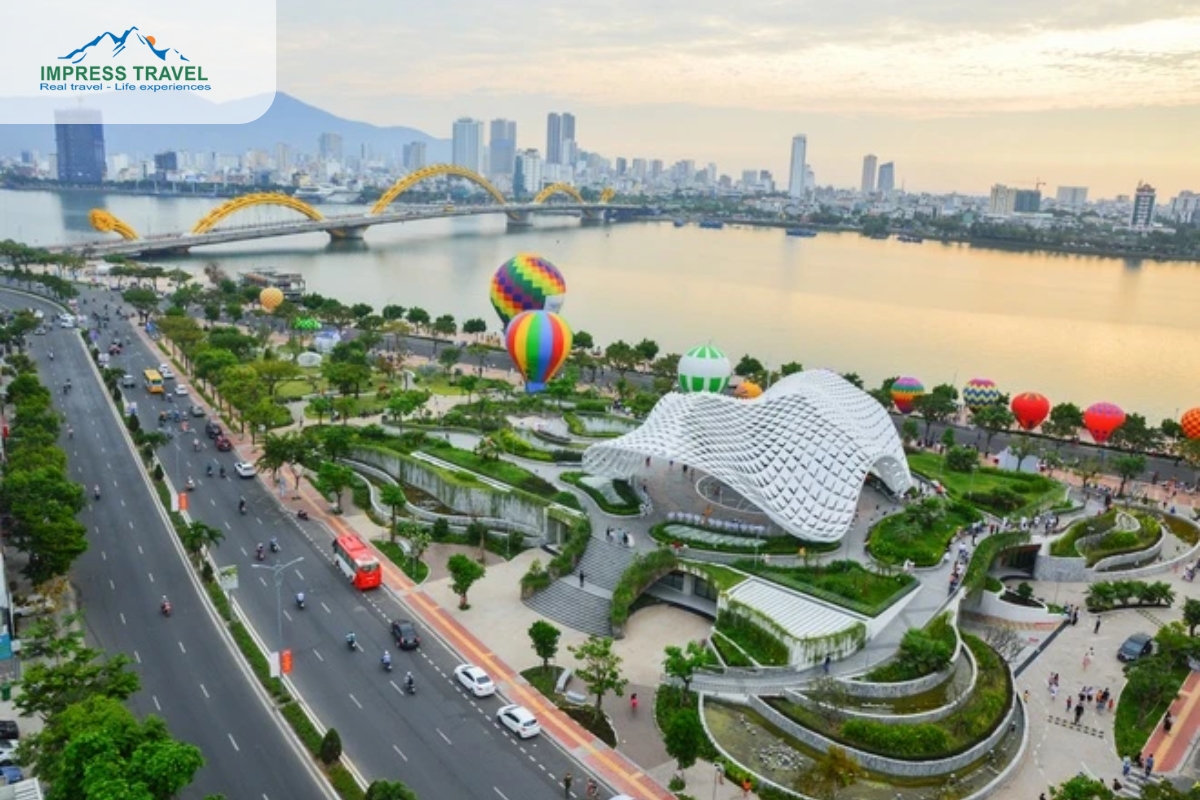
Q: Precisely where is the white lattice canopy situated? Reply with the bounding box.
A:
[583,370,913,542]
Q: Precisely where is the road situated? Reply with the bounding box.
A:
[84,288,602,800]
[7,290,333,800]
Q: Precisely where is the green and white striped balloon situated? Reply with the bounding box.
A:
[678,345,732,393]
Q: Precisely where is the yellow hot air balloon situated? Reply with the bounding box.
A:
[260,287,284,312]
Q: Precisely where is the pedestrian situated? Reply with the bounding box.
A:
[716,763,724,785]
[1164,713,1174,734]
[1074,703,1085,724]
[1067,696,1073,712]
[1145,753,1155,777]
[823,654,831,674]
[563,771,573,798]
[630,693,638,713]
[1094,617,1102,634]
[742,778,752,798]
[579,571,586,588]
[1122,755,1131,777]
[1082,651,1091,670]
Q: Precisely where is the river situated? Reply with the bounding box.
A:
[2,188,1198,422]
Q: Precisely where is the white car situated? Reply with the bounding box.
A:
[174,384,189,396]
[454,664,496,697]
[496,704,540,739]
[233,462,256,478]
[159,365,175,380]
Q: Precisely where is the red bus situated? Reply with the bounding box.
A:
[333,534,382,590]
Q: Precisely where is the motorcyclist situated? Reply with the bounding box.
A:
[404,671,414,690]
[193,438,200,452]
[269,537,279,552]
[255,542,265,560]
[382,651,392,669]
[220,465,227,479]
[186,477,195,491]
[49,351,53,360]
[296,591,305,608]
[206,464,213,477]
[93,484,101,500]
[67,426,74,438]
[239,497,247,513]
[160,595,171,615]
[346,632,357,649]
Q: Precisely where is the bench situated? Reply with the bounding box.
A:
[554,668,573,694]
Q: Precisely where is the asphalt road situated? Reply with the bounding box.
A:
[7,290,333,800]
[81,289,602,800]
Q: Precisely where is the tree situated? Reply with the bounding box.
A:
[1008,435,1040,470]
[1111,413,1161,452]
[604,340,640,378]
[252,359,301,398]
[406,307,430,328]
[316,462,355,511]
[972,404,1015,453]
[780,361,804,376]
[379,484,407,543]
[381,304,407,321]
[1183,598,1200,636]
[900,418,920,446]
[462,318,487,335]
[447,554,486,609]
[573,330,594,350]
[528,620,562,674]
[940,427,956,449]
[1049,774,1114,800]
[405,528,431,576]
[567,635,627,711]
[913,384,958,444]
[17,636,140,721]
[1044,402,1084,441]
[734,354,764,377]
[663,710,704,771]
[466,343,490,375]
[385,390,431,431]
[366,780,419,800]
[840,372,863,388]
[180,521,224,563]
[432,314,457,339]
[805,746,863,800]
[319,728,342,765]
[1112,453,1147,496]
[122,287,160,321]
[634,338,659,362]
[1074,457,1105,489]
[438,346,462,374]
[662,641,708,699]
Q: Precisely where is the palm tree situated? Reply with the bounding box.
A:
[180,521,225,563]
[379,484,407,543]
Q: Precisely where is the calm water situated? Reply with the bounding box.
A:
[3,188,1198,422]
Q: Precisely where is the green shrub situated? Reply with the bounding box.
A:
[611,548,679,627]
[327,763,366,800]
[1085,580,1175,611]
[840,719,950,756]
[963,486,1024,513]
[1051,510,1117,556]
[731,559,916,617]
[280,702,322,754]
[864,613,956,682]
[320,728,343,765]
[964,531,1030,596]
[711,632,754,667]
[715,609,789,666]
[560,471,641,515]
[521,558,553,593]
[547,517,591,577]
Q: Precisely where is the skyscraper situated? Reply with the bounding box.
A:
[1055,186,1089,208]
[489,119,517,178]
[877,162,895,194]
[318,132,342,162]
[546,113,562,165]
[1131,183,1157,228]
[54,109,105,184]
[402,142,426,171]
[861,154,878,194]
[451,118,485,173]
[515,149,543,197]
[787,135,807,199]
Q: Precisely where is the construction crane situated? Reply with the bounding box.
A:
[1010,178,1046,191]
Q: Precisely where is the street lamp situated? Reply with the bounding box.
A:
[251,556,304,653]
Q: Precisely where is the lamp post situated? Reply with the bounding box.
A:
[252,555,304,653]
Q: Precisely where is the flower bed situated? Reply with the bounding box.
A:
[649,522,830,555]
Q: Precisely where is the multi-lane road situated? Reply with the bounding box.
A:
[8,289,334,800]
[47,285,605,800]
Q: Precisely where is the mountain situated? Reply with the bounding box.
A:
[60,26,188,65]
[0,92,449,163]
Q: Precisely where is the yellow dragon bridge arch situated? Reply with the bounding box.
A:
[88,209,139,241]
[191,193,325,235]
[532,183,585,205]
[371,164,511,216]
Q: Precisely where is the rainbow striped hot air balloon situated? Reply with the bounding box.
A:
[962,378,1000,410]
[891,377,925,414]
[490,253,567,330]
[505,310,572,393]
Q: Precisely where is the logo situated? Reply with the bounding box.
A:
[41,25,209,87]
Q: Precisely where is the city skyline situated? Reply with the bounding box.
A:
[272,0,1200,196]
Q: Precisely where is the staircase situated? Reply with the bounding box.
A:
[522,535,637,637]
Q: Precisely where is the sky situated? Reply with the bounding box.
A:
[276,0,1200,197]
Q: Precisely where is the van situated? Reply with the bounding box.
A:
[59,314,75,329]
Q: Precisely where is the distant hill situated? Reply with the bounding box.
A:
[0,92,449,162]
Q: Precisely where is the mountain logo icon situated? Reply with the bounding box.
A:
[60,26,189,65]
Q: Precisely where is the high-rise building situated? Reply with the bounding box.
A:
[546,113,564,165]
[1169,191,1199,225]
[804,166,815,191]
[1130,183,1156,228]
[153,152,178,176]
[1055,186,1088,208]
[877,162,895,194]
[787,135,807,199]
[488,119,517,179]
[650,159,664,178]
[402,142,427,172]
[861,154,878,194]
[1013,190,1042,213]
[614,157,627,176]
[515,149,543,197]
[451,118,485,173]
[54,108,105,184]
[274,143,291,172]
[989,185,1017,216]
[741,170,758,189]
[318,132,342,162]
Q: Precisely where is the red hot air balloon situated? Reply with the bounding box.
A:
[505,310,572,393]
[1181,408,1200,441]
[1083,402,1126,444]
[1011,392,1050,431]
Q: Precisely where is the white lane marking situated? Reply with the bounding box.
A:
[101,550,107,561]
[120,499,126,508]
[437,728,452,745]
[313,650,324,662]
[390,680,403,695]
[240,546,247,556]
[147,573,155,583]
[228,734,240,752]
[137,545,143,555]
[256,517,263,525]
[152,696,161,711]
[349,694,363,709]
[178,641,187,654]
[134,651,141,664]
[109,579,115,590]
[321,602,331,614]
[493,788,511,800]
[295,570,304,581]
[224,521,232,530]
[259,576,267,587]
[120,613,126,626]
[283,610,292,622]
[393,744,408,762]
[200,684,210,699]
[128,520,134,529]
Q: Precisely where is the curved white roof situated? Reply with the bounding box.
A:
[582,370,913,542]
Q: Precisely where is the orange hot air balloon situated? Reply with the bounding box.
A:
[259,287,284,312]
[1181,407,1200,440]
[734,381,762,399]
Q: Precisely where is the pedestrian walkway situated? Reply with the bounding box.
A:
[1140,670,1200,773]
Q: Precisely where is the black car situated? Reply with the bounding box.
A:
[205,421,222,439]
[0,721,19,741]
[391,620,420,650]
[1118,633,1154,662]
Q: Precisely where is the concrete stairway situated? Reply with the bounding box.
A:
[522,535,638,637]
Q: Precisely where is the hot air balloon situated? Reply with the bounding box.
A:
[293,317,321,332]
[1011,392,1051,431]
[678,344,732,393]
[962,378,1000,410]
[733,381,762,399]
[891,377,925,414]
[1181,408,1200,440]
[1084,402,1126,444]
[259,287,284,312]
[489,253,567,330]
[505,310,572,393]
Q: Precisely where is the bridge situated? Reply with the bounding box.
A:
[57,163,633,258]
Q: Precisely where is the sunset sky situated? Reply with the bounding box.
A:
[277,0,1200,197]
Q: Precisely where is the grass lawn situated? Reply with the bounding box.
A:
[684,562,750,592]
[869,501,982,566]
[560,471,641,515]
[649,523,838,556]
[1114,659,1189,757]
[422,440,558,498]
[276,377,321,401]
[711,631,755,667]
[907,451,1062,517]
[732,559,916,616]
[413,373,466,396]
[519,666,616,747]
[374,540,430,583]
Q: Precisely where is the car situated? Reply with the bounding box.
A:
[0,765,23,783]
[234,462,256,478]
[496,704,540,739]
[391,620,420,650]
[120,374,137,388]
[0,720,20,741]
[205,421,222,438]
[159,365,175,380]
[174,384,189,396]
[189,405,206,418]
[1118,633,1154,662]
[454,664,496,697]
[34,327,45,335]
[215,435,233,452]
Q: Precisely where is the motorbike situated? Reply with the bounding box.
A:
[239,500,247,515]
[255,547,265,562]
[186,478,196,492]
[404,678,415,695]
[93,486,101,500]
[296,594,306,610]
[269,539,280,553]
[382,657,393,673]
[346,634,357,651]
[297,509,310,521]
[161,601,172,617]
